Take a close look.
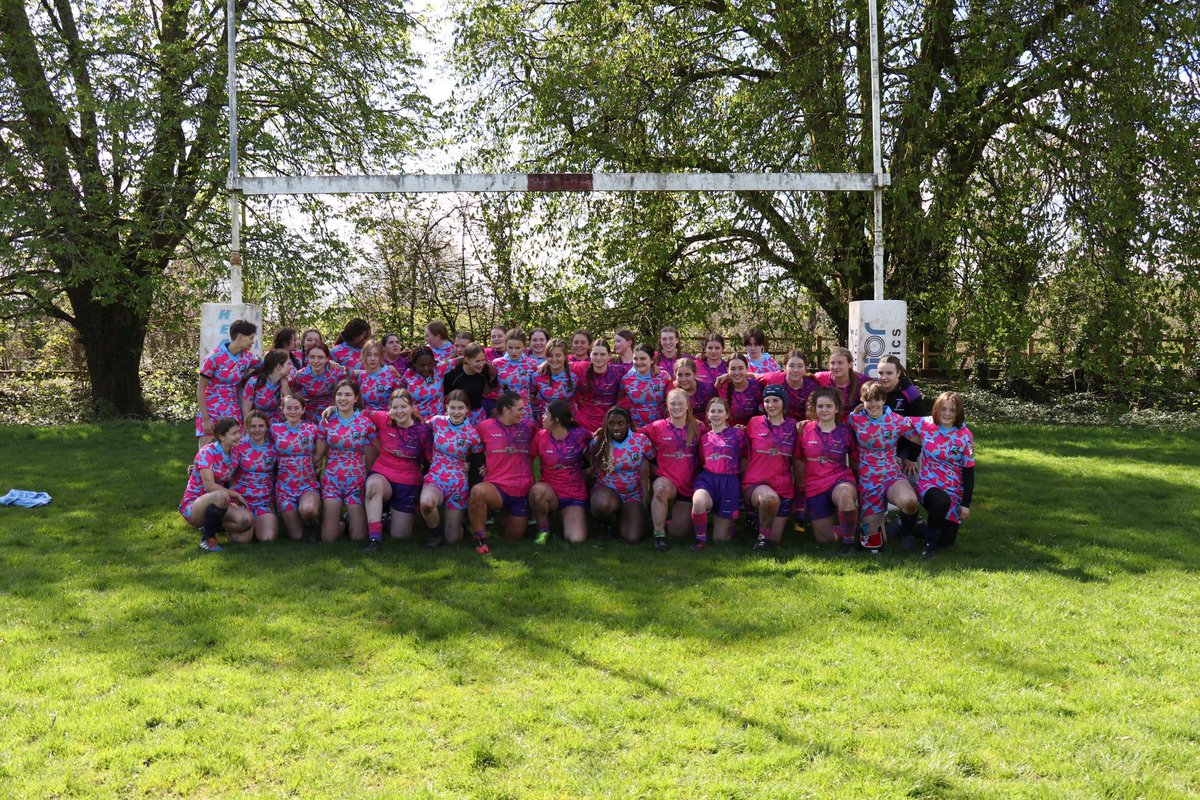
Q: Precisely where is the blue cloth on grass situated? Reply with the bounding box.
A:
[0,490,52,508]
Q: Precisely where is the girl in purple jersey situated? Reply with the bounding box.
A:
[743,328,780,374]
[655,326,688,378]
[532,339,576,424]
[589,406,653,544]
[239,349,292,424]
[180,417,254,551]
[330,318,371,370]
[847,382,921,552]
[672,357,717,419]
[528,328,550,363]
[571,339,627,432]
[354,340,402,412]
[289,343,347,424]
[717,353,764,427]
[318,380,374,542]
[619,343,673,429]
[906,391,975,559]
[796,388,861,555]
[691,397,747,549]
[814,346,873,421]
[613,329,637,365]
[272,395,322,540]
[485,326,507,361]
[384,334,410,375]
[696,333,728,385]
[230,410,279,543]
[646,389,706,551]
[196,318,260,446]
[570,330,593,365]
[362,389,431,551]
[530,399,593,544]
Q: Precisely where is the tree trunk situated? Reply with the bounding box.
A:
[67,284,151,417]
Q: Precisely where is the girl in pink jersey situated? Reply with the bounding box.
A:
[847,382,920,553]
[196,318,260,445]
[330,318,371,369]
[655,326,689,378]
[569,330,593,365]
[532,338,576,424]
[589,406,653,544]
[420,390,483,548]
[613,329,637,365]
[571,339,628,432]
[749,349,821,532]
[230,410,279,543]
[362,389,431,552]
[354,340,402,412]
[696,333,728,385]
[381,333,408,374]
[528,328,550,364]
[424,320,455,363]
[401,347,452,421]
[691,397,747,549]
[796,388,861,555]
[717,353,764,426]
[492,328,540,425]
[814,346,873,421]
[646,388,707,551]
[619,343,672,429]
[179,417,253,552]
[318,380,375,542]
[468,392,539,552]
[906,391,975,559]
[239,349,292,424]
[742,384,802,551]
[272,395,322,540]
[672,357,717,419]
[289,343,347,424]
[743,328,780,374]
[530,399,593,544]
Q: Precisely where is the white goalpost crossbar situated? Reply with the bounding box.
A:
[224,0,889,304]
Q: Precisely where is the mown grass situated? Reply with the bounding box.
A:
[1,421,1198,798]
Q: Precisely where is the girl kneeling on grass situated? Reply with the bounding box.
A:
[846,382,920,553]
[689,397,747,550]
[645,388,706,551]
[362,389,431,553]
[530,399,593,544]
[468,392,539,552]
[420,390,482,549]
[907,391,975,559]
[318,379,375,542]
[796,388,860,556]
[272,395,322,540]
[179,417,253,552]
[589,406,653,545]
[230,410,279,543]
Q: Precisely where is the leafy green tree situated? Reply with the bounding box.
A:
[0,0,426,414]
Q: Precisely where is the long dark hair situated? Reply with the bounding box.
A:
[239,348,291,394]
[545,399,578,429]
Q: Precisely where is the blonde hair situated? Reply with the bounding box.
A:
[666,388,699,446]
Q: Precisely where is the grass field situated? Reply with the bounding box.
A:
[1,421,1198,798]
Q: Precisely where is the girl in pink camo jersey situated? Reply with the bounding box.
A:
[230,410,279,543]
[271,394,322,540]
[196,318,260,446]
[589,406,653,545]
[318,380,374,542]
[420,390,483,548]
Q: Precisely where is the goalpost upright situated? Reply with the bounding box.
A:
[210,0,905,375]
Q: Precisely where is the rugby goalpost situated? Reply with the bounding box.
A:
[204,0,906,376]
